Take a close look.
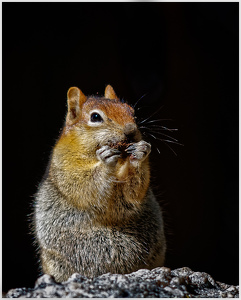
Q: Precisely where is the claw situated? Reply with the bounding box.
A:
[126,145,136,152]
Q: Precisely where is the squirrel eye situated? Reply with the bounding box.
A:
[90,112,103,123]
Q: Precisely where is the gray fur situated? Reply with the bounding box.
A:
[34,178,166,281]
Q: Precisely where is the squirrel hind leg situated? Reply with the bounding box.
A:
[40,248,76,282]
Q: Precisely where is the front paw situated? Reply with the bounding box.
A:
[126,140,151,161]
[96,145,121,167]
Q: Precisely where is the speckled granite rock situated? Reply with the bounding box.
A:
[6,267,239,298]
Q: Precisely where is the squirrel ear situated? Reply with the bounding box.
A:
[104,85,118,100]
[67,87,87,123]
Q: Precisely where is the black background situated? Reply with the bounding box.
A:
[3,2,239,293]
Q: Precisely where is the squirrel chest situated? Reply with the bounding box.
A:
[34,85,166,282]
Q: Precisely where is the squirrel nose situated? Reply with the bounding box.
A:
[124,123,137,135]
[124,123,138,142]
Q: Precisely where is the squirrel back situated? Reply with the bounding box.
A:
[34,85,166,281]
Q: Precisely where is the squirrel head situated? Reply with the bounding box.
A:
[64,85,142,150]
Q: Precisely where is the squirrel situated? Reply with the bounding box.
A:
[33,85,166,282]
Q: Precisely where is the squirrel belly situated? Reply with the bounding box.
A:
[33,85,166,282]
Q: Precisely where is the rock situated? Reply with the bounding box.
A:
[6,267,239,298]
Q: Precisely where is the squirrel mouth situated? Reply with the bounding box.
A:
[110,140,132,149]
[108,140,133,158]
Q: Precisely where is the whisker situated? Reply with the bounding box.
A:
[142,118,173,125]
[146,130,179,142]
[145,132,183,146]
[158,138,183,146]
[146,132,158,140]
[140,126,178,142]
[160,125,178,131]
[139,126,178,142]
[139,125,177,132]
[146,132,178,156]
[136,105,152,111]
[147,125,178,132]
[156,147,161,155]
[143,132,162,155]
[162,141,178,156]
[139,126,156,131]
[133,93,148,109]
[139,105,165,124]
[141,127,178,142]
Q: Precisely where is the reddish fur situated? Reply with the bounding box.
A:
[81,97,134,126]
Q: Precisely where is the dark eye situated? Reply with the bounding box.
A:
[90,112,103,123]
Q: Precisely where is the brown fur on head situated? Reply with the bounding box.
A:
[63,85,142,154]
[66,85,135,126]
